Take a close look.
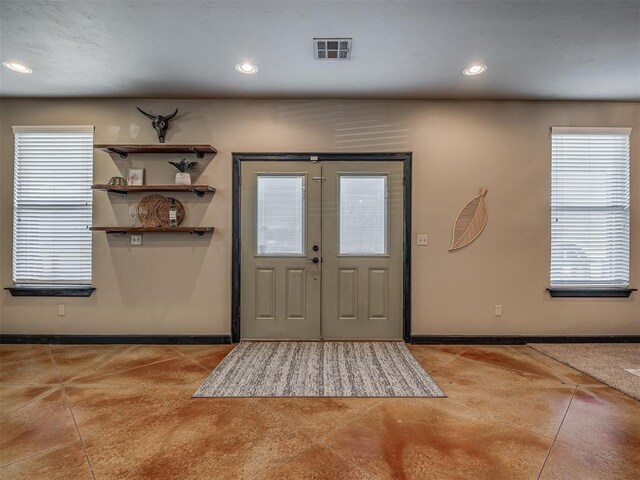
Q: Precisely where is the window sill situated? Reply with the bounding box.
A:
[547,288,636,298]
[5,287,96,297]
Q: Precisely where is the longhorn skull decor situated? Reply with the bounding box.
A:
[136,107,178,143]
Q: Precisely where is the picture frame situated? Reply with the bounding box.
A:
[127,168,144,186]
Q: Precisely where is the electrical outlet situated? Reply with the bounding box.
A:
[57,304,66,316]
[495,304,503,316]
[416,234,429,246]
[131,234,142,246]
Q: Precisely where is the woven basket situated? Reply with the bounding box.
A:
[137,195,165,227]
[153,197,185,227]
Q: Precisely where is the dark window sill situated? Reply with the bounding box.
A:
[5,287,95,297]
[547,288,636,298]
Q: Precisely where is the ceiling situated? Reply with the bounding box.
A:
[1,0,638,100]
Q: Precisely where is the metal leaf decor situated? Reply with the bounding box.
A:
[449,187,488,251]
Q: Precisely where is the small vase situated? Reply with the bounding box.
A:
[175,173,191,185]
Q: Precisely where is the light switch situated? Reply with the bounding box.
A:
[131,234,142,246]
[416,234,428,246]
[495,304,503,316]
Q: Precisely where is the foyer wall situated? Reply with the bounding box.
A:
[1,99,638,336]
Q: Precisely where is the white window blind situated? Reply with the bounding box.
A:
[339,175,387,255]
[12,126,94,285]
[256,175,305,255]
[551,127,631,288]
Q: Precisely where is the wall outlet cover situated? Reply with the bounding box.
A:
[131,234,142,246]
[417,234,428,246]
[57,304,66,316]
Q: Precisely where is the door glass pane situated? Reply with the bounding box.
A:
[339,175,387,255]
[257,175,304,255]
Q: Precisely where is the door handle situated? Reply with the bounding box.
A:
[307,257,320,264]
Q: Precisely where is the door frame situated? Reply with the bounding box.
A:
[232,152,412,343]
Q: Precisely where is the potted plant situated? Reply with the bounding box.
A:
[168,158,197,185]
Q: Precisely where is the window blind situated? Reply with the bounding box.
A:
[12,126,94,286]
[551,127,631,288]
[256,175,305,255]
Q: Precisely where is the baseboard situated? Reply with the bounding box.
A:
[0,334,233,345]
[410,335,640,345]
[2,334,635,345]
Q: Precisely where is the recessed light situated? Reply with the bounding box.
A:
[235,63,258,75]
[3,61,32,74]
[463,64,487,76]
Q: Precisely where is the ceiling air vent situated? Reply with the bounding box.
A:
[314,38,352,60]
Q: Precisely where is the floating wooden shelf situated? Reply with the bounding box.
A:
[92,184,216,197]
[94,144,217,159]
[90,227,214,236]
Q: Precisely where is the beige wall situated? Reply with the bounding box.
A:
[0,99,638,336]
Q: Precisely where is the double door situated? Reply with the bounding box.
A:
[240,160,404,340]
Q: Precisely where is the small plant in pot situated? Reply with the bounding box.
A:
[169,158,197,185]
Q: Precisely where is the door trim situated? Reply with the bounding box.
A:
[232,152,413,343]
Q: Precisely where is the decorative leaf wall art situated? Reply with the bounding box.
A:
[449,187,488,251]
